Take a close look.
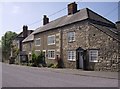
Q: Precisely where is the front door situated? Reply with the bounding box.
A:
[76,47,84,69]
[79,52,84,69]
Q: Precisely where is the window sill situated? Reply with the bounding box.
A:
[68,40,75,43]
[35,45,40,46]
[48,58,55,59]
[89,61,98,63]
[68,60,76,62]
[48,43,55,45]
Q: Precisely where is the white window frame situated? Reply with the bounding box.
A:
[48,35,55,45]
[67,51,76,61]
[35,38,41,46]
[89,49,98,62]
[48,50,55,59]
[17,40,20,49]
[68,32,75,42]
[35,50,41,55]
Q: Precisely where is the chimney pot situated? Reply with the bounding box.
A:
[68,2,77,15]
[43,15,49,25]
[23,25,28,38]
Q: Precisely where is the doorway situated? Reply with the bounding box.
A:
[76,47,85,69]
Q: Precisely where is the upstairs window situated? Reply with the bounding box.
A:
[48,35,55,45]
[17,40,20,49]
[29,43,32,51]
[35,38,41,46]
[89,49,98,62]
[67,51,76,61]
[68,32,75,42]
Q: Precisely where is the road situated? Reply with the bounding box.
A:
[2,63,118,87]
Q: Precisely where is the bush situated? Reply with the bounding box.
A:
[31,51,47,67]
[51,64,57,68]
[47,63,57,68]
[32,52,38,67]
[47,63,54,68]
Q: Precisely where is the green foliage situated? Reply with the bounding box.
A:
[12,45,19,58]
[37,51,45,65]
[31,52,37,67]
[2,31,17,61]
[47,63,57,68]
[47,63,54,68]
[31,51,46,67]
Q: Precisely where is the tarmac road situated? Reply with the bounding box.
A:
[2,63,118,87]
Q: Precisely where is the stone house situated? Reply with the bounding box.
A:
[22,28,40,61]
[22,2,120,71]
[11,25,33,63]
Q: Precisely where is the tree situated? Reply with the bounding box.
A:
[2,31,17,62]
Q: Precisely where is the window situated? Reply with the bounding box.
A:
[67,51,76,61]
[17,40,19,48]
[35,38,41,46]
[29,43,32,51]
[48,35,55,45]
[48,50,55,59]
[68,32,75,42]
[89,50,98,62]
[35,50,40,55]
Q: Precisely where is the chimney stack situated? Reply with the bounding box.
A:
[23,25,28,38]
[68,2,77,15]
[43,15,49,25]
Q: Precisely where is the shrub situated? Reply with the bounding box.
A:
[47,63,57,68]
[51,64,57,68]
[32,52,38,67]
[47,63,54,68]
[31,51,47,67]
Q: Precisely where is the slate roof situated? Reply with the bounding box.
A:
[22,32,34,43]
[23,8,118,43]
[13,30,33,40]
[22,28,40,43]
[33,8,115,34]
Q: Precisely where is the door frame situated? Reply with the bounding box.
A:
[42,50,46,57]
[76,47,85,69]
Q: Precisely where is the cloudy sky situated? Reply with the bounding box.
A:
[0,1,119,40]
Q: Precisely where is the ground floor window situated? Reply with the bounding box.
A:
[48,50,55,59]
[89,49,98,62]
[67,51,76,61]
[35,50,40,55]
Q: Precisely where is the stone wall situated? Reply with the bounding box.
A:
[62,21,89,68]
[22,41,34,61]
[88,24,119,72]
[34,28,61,64]
[62,20,119,72]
